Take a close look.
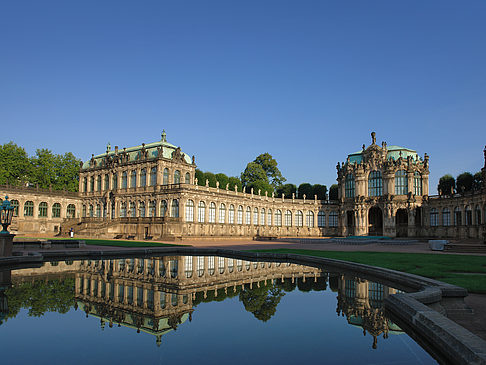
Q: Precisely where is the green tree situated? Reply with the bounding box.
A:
[29,149,58,189]
[438,174,455,195]
[456,172,473,193]
[215,173,229,189]
[203,172,217,188]
[247,180,274,196]
[473,171,483,191]
[329,184,339,200]
[239,282,285,322]
[297,183,313,199]
[0,142,31,186]
[275,183,297,198]
[313,184,327,200]
[195,169,205,186]
[55,152,82,191]
[228,176,242,192]
[253,153,286,188]
[241,162,267,187]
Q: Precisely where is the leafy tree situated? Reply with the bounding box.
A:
[195,169,205,186]
[275,183,297,198]
[438,174,455,195]
[247,180,274,196]
[241,162,267,187]
[329,184,339,200]
[55,152,81,191]
[203,172,217,188]
[215,173,229,189]
[253,153,286,188]
[456,172,473,193]
[228,176,242,192]
[473,172,483,191]
[0,142,31,186]
[239,282,285,322]
[313,184,327,200]
[297,183,313,199]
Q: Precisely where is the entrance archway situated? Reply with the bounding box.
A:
[368,207,383,236]
[396,209,408,237]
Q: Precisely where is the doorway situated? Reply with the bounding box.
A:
[368,207,383,236]
[396,209,408,237]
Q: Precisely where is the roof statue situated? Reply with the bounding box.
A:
[371,131,376,145]
[161,130,167,142]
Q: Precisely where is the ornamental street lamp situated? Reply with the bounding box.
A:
[0,196,14,234]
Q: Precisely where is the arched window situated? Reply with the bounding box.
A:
[260,208,265,225]
[228,204,235,224]
[454,207,462,226]
[197,256,204,277]
[430,208,438,226]
[139,201,146,217]
[130,171,136,188]
[296,211,303,227]
[413,172,422,196]
[171,199,179,218]
[24,201,34,217]
[96,204,101,218]
[10,200,19,217]
[318,211,326,227]
[185,200,194,222]
[82,204,87,218]
[39,202,48,217]
[185,172,191,184]
[89,204,94,217]
[237,206,243,224]
[475,205,481,225]
[67,204,76,219]
[103,174,109,190]
[174,170,181,184]
[122,171,128,189]
[368,171,383,197]
[208,256,215,275]
[306,211,314,227]
[345,174,355,198]
[198,201,206,223]
[209,202,216,223]
[285,210,292,227]
[242,207,249,225]
[228,258,234,273]
[140,169,147,187]
[253,208,258,225]
[83,177,87,192]
[90,176,95,192]
[267,209,272,226]
[442,208,450,226]
[163,168,169,185]
[97,175,101,191]
[160,200,168,217]
[219,203,226,223]
[275,210,282,226]
[465,206,472,226]
[218,257,225,274]
[149,200,156,217]
[395,170,408,195]
[329,211,338,227]
[120,202,126,217]
[150,167,157,186]
[185,256,193,278]
[52,203,61,218]
[129,202,136,217]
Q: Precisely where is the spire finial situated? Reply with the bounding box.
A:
[371,131,376,145]
[161,130,167,142]
[106,142,111,153]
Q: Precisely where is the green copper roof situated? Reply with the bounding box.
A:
[348,145,420,164]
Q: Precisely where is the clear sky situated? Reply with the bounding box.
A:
[1,1,485,193]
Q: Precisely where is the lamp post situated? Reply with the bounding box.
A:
[0,196,15,257]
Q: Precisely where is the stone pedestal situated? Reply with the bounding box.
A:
[0,234,15,257]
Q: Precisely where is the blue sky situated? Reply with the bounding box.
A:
[1,1,485,193]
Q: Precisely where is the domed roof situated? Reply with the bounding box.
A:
[347,140,420,164]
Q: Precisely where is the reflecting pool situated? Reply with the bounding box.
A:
[0,255,437,364]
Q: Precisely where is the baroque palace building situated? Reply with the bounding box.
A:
[2,131,485,240]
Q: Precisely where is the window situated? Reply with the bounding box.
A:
[24,201,34,217]
[285,210,292,227]
[139,201,146,217]
[163,168,169,185]
[104,174,109,190]
[475,205,481,225]
[345,174,355,198]
[237,206,243,224]
[97,175,101,191]
[129,202,136,217]
[171,199,179,218]
[198,201,206,223]
[185,172,191,184]
[150,167,157,186]
[413,172,422,196]
[228,258,234,273]
[442,208,451,226]
[318,211,326,227]
[219,203,226,223]
[160,200,168,217]
[228,205,235,224]
[130,171,136,188]
[185,256,193,278]
[208,257,215,275]
[296,211,303,227]
[89,204,94,217]
[368,171,383,197]
[306,211,314,227]
[245,207,251,225]
[218,257,225,274]
[122,171,128,189]
[174,170,181,184]
[253,208,258,225]
[275,210,282,226]
[82,204,87,218]
[197,256,204,277]
[465,206,472,226]
[90,176,94,192]
[267,209,272,226]
[83,177,87,192]
[209,202,216,223]
[120,202,127,217]
[39,202,48,217]
[112,173,118,189]
[11,200,19,217]
[454,207,462,226]
[260,208,265,225]
[329,211,338,227]
[185,200,194,222]
[140,169,147,187]
[430,208,438,227]
[96,204,101,218]
[149,200,156,217]
[395,170,408,195]
[52,203,61,218]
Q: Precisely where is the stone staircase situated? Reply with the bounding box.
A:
[444,243,486,254]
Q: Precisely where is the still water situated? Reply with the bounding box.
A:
[0,255,436,364]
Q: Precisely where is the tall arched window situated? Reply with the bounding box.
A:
[140,169,147,187]
[318,211,326,227]
[39,202,48,217]
[185,200,194,222]
[112,173,118,189]
[174,170,181,184]
[475,205,481,225]
[150,167,157,186]
[430,208,438,226]
[139,201,146,217]
[90,177,95,192]
[229,204,235,224]
[219,204,226,223]
[171,199,179,218]
[306,211,314,227]
[96,204,101,218]
[83,177,87,192]
[163,168,169,185]
[67,204,76,218]
[82,204,87,218]
[267,209,272,226]
[185,256,193,278]
[395,170,408,195]
[149,200,156,217]
[104,174,109,190]
[160,200,168,217]
[52,203,61,218]
[237,206,243,224]
[24,201,34,217]
[465,206,472,226]
[209,202,216,223]
[260,208,265,225]
[245,207,251,225]
[275,210,282,227]
[185,172,191,184]
[129,202,136,217]
[296,211,303,227]
[218,257,225,274]
[198,201,206,223]
[329,211,338,227]
[454,207,462,226]
[253,208,258,225]
[413,172,422,196]
[285,210,292,227]
[97,175,101,191]
[442,208,451,226]
[130,171,137,188]
[345,174,355,198]
[368,171,383,197]
[122,171,127,189]
[89,204,94,217]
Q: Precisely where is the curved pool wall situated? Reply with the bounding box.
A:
[2,247,486,365]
